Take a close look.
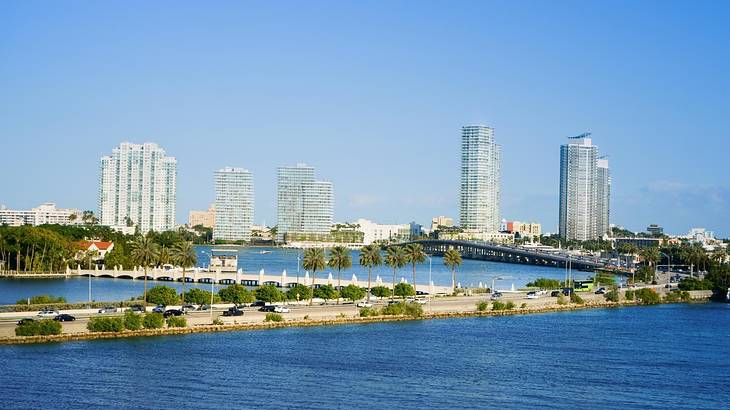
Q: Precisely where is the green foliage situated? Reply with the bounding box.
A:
[339,284,366,302]
[678,277,714,291]
[145,286,179,306]
[16,295,66,305]
[87,316,125,333]
[265,313,284,322]
[594,272,616,285]
[624,289,635,300]
[505,301,516,310]
[183,288,220,305]
[634,266,654,283]
[255,285,284,303]
[664,290,692,302]
[359,307,379,317]
[526,278,562,289]
[476,301,489,312]
[557,295,568,305]
[15,319,62,336]
[394,283,415,298]
[404,303,423,317]
[166,316,187,328]
[302,248,326,273]
[123,311,143,331]
[218,284,255,304]
[604,290,620,302]
[570,293,584,304]
[285,284,312,302]
[381,302,406,315]
[328,246,352,271]
[314,285,339,303]
[492,301,506,311]
[520,303,528,309]
[212,318,223,325]
[635,288,661,305]
[142,313,165,329]
[371,286,392,298]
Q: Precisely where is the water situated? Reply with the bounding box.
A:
[1,303,728,409]
[0,246,590,304]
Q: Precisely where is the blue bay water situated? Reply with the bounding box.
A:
[0,303,728,409]
[0,246,593,304]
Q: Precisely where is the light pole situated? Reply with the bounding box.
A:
[426,254,433,308]
[296,253,301,284]
[491,276,512,293]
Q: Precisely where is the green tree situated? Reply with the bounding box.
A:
[255,284,284,303]
[314,284,339,304]
[219,284,255,304]
[302,248,326,305]
[339,284,366,302]
[171,241,197,305]
[443,248,463,294]
[403,243,426,296]
[146,286,179,306]
[371,285,392,299]
[328,246,352,304]
[385,246,407,301]
[285,283,313,302]
[183,288,219,305]
[394,282,415,298]
[129,235,160,305]
[359,244,383,302]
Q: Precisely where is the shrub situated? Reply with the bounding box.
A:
[183,288,220,305]
[15,319,62,336]
[265,313,283,322]
[404,303,423,318]
[123,311,143,331]
[218,284,255,304]
[476,301,489,312]
[394,283,415,298]
[505,301,516,310]
[382,302,406,316]
[371,286,392,298]
[146,286,179,306]
[339,284,366,302]
[87,317,125,333]
[492,301,506,311]
[635,288,661,305]
[212,318,223,325]
[624,289,635,300]
[359,307,379,317]
[570,293,585,304]
[16,295,66,305]
[285,284,312,302]
[604,290,620,302]
[664,291,682,302]
[680,290,692,302]
[142,313,165,329]
[255,285,284,303]
[526,278,562,289]
[520,303,528,309]
[313,285,339,304]
[557,295,568,305]
[166,316,187,328]
[678,277,714,291]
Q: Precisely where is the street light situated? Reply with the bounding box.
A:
[659,251,671,285]
[426,254,433,309]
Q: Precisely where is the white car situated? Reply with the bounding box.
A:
[37,310,59,318]
[356,302,373,308]
[405,297,417,303]
[273,306,290,313]
[526,292,539,299]
[414,298,428,305]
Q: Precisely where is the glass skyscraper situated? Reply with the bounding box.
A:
[276,164,333,243]
[213,167,254,242]
[459,125,501,232]
[98,142,177,233]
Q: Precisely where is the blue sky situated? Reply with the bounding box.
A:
[1,1,729,236]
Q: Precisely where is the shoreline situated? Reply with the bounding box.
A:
[0,296,712,345]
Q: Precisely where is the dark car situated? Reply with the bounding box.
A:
[223,307,244,317]
[562,288,574,296]
[53,314,76,322]
[595,288,607,295]
[17,318,35,326]
[550,290,561,297]
[250,301,266,308]
[128,305,145,313]
[258,305,276,312]
[152,305,166,314]
[163,309,184,318]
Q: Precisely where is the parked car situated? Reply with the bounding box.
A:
[259,305,276,312]
[387,300,401,305]
[53,314,76,322]
[356,301,373,308]
[37,309,59,318]
[413,298,428,305]
[405,297,417,303]
[222,307,244,317]
[535,290,548,296]
[18,318,35,325]
[163,309,184,318]
[273,306,290,313]
[98,306,117,314]
[491,292,503,300]
[595,288,607,295]
[181,304,199,313]
[526,292,538,299]
[199,304,211,311]
[250,301,266,308]
[128,305,145,313]
[152,305,166,313]
[665,284,673,289]
[562,288,574,296]
[550,290,561,297]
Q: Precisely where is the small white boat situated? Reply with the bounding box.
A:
[258,250,272,255]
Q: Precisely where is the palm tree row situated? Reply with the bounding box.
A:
[128,236,197,305]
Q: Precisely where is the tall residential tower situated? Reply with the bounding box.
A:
[460,125,501,232]
[213,167,254,242]
[99,142,177,233]
[276,164,333,243]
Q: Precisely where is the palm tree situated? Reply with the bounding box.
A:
[443,248,462,294]
[302,248,326,305]
[404,243,426,295]
[129,236,160,305]
[640,247,660,281]
[385,246,407,300]
[359,245,382,302]
[327,246,352,305]
[712,249,727,267]
[171,241,197,305]
[157,246,171,267]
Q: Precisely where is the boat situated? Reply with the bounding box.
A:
[258,250,272,255]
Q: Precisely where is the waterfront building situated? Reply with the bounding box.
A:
[276,164,333,243]
[438,228,514,244]
[76,241,114,260]
[646,224,664,236]
[188,204,216,228]
[431,216,454,231]
[558,134,610,241]
[213,167,254,242]
[0,203,82,226]
[98,142,177,233]
[460,125,501,233]
[355,218,412,245]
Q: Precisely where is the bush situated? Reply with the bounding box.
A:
[16,295,66,305]
[123,311,143,331]
[166,316,187,328]
[146,286,179,306]
[265,313,283,322]
[142,312,165,329]
[557,295,568,305]
[313,285,339,303]
[492,301,506,311]
[339,284,366,302]
[404,303,423,318]
[680,290,692,302]
[183,288,220,305]
[394,283,415,298]
[285,284,312,302]
[15,319,62,336]
[371,286,392,298]
[382,302,406,316]
[604,290,620,302]
[255,285,284,303]
[476,301,489,312]
[212,318,223,325]
[505,301,516,310]
[87,317,125,333]
[359,307,379,317]
[678,277,714,291]
[219,284,256,304]
[635,288,661,305]
[520,303,528,309]
[526,278,562,289]
[624,289,635,300]
[570,293,584,304]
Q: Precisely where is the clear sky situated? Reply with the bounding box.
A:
[1,1,729,237]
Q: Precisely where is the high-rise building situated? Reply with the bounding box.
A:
[99,142,177,233]
[276,164,333,243]
[213,168,254,242]
[460,125,501,232]
[558,134,610,241]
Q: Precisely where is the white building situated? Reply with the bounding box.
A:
[460,125,501,232]
[0,203,82,226]
[355,218,411,245]
[99,142,177,233]
[558,134,610,241]
[276,164,333,243]
[213,167,254,242]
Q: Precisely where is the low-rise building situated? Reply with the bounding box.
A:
[188,204,216,228]
[502,220,542,238]
[646,224,664,236]
[355,218,412,245]
[0,203,82,226]
[431,216,454,231]
[438,229,514,244]
[77,241,115,260]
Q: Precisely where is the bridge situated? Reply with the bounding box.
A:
[408,240,606,271]
[64,265,453,295]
